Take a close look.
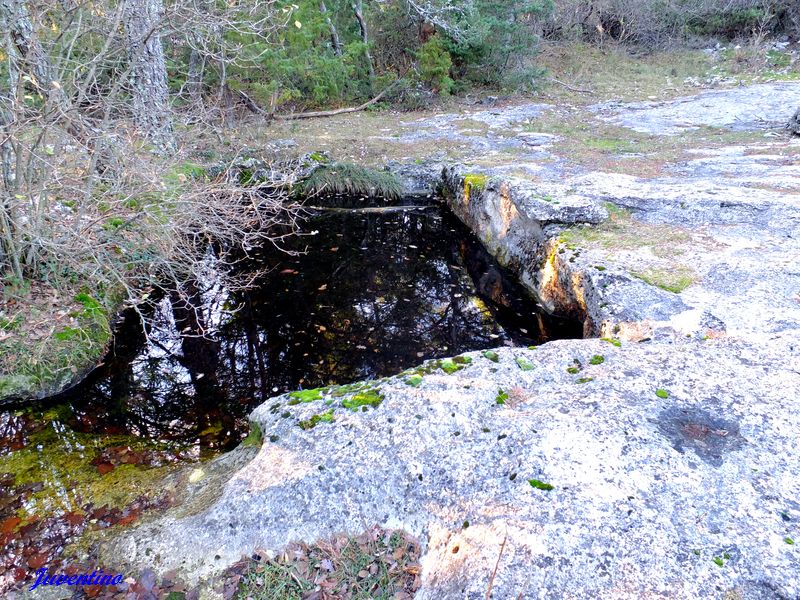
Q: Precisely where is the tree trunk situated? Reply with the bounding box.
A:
[186,0,211,107]
[320,1,342,57]
[788,107,800,136]
[0,16,17,194]
[123,0,175,153]
[186,47,205,106]
[351,0,375,91]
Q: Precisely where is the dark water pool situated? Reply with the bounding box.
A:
[8,201,584,453]
[0,199,581,587]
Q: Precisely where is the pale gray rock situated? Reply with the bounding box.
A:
[102,339,800,599]
[90,83,800,600]
[594,82,800,135]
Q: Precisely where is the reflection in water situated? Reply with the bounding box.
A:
[0,201,583,587]
[8,204,582,453]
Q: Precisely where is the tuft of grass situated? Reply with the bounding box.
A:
[297,162,403,199]
[655,388,669,399]
[589,354,605,365]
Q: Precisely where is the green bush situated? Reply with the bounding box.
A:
[418,36,454,95]
[447,0,554,89]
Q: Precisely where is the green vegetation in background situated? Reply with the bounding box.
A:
[418,36,454,95]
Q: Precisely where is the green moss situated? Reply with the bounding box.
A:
[785,537,795,545]
[406,374,423,387]
[515,356,535,371]
[566,366,580,375]
[307,151,329,164]
[240,422,263,447]
[528,479,554,491]
[328,381,370,397]
[575,377,594,384]
[288,388,325,404]
[342,389,384,410]
[0,422,177,519]
[655,388,669,399]
[453,355,473,365]
[584,137,640,154]
[589,355,605,365]
[298,409,335,430]
[439,358,461,374]
[482,350,500,363]
[712,556,725,567]
[601,337,622,347]
[463,173,488,194]
[632,267,696,293]
[495,389,509,405]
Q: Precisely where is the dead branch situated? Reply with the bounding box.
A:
[548,77,594,95]
[303,205,433,213]
[274,80,401,120]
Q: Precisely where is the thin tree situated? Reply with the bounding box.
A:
[123,0,175,153]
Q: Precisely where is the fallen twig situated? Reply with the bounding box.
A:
[548,77,594,94]
[239,77,406,121]
[485,532,508,600]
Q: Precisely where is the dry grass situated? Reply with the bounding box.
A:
[535,42,718,104]
[235,526,421,600]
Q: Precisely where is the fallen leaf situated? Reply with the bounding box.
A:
[96,462,114,475]
[0,517,21,534]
